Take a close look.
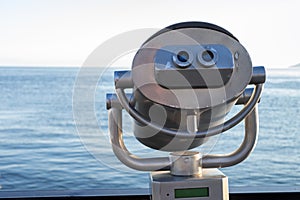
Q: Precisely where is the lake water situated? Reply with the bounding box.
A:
[0,67,299,191]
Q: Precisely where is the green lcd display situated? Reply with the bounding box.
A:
[175,187,209,198]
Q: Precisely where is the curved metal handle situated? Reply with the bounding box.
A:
[108,105,259,170]
[202,106,258,168]
[108,107,171,171]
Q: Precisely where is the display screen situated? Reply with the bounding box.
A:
[175,187,209,198]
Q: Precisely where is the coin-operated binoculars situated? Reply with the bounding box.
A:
[106,22,265,200]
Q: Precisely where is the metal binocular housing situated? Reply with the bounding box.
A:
[107,21,266,170]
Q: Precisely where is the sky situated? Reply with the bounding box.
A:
[0,0,299,68]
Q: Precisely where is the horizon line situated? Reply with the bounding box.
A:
[0,65,292,69]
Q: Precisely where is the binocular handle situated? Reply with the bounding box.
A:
[108,100,259,171]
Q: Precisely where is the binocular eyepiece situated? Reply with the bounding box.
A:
[154,43,234,89]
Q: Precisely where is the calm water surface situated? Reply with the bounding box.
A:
[0,67,299,191]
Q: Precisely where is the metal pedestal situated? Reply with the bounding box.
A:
[151,169,228,200]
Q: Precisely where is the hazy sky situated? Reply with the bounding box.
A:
[0,0,299,68]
